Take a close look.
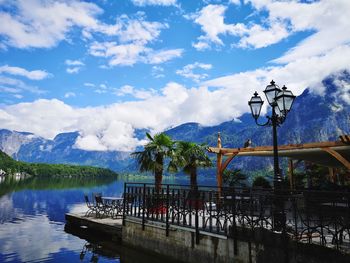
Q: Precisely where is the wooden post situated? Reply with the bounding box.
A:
[217,132,223,190]
[288,159,294,190]
[328,167,335,183]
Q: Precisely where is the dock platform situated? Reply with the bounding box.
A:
[65,213,123,241]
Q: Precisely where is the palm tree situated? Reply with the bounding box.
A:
[132,132,175,191]
[175,141,212,190]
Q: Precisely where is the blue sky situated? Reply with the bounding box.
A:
[0,0,349,151]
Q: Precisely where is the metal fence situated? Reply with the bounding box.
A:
[123,183,350,253]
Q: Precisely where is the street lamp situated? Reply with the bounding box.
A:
[248,80,296,230]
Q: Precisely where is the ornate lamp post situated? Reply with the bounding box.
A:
[248,80,296,230]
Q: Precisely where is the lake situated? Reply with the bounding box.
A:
[0,175,215,263]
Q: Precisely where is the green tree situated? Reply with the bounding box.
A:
[223,169,247,188]
[174,141,212,190]
[252,175,271,189]
[132,133,175,191]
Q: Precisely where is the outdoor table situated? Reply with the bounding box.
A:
[102,196,124,218]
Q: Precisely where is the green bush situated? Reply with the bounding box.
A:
[252,175,271,189]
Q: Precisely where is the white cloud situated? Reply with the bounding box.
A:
[131,0,177,6]
[65,59,84,66]
[204,44,350,100]
[192,39,210,51]
[84,82,95,87]
[0,0,103,49]
[0,83,198,151]
[151,66,165,78]
[89,41,146,66]
[118,85,134,95]
[191,0,350,67]
[116,85,156,99]
[14,94,23,99]
[116,15,168,44]
[75,134,108,151]
[0,75,46,94]
[333,79,350,105]
[0,1,181,67]
[0,65,51,80]
[176,62,212,82]
[94,83,110,94]
[65,59,84,74]
[64,92,76,98]
[146,49,183,64]
[248,0,350,54]
[88,14,182,66]
[191,5,245,50]
[0,99,79,139]
[89,41,183,66]
[0,86,21,93]
[266,0,350,64]
[229,0,241,5]
[191,3,292,51]
[0,78,254,151]
[66,67,80,74]
[236,21,289,49]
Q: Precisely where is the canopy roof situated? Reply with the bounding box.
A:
[208,135,350,169]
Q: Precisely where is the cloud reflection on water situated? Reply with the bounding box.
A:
[0,212,83,262]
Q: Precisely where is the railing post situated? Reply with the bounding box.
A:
[208,191,213,232]
[195,195,199,245]
[160,187,165,222]
[232,187,238,255]
[142,183,146,230]
[122,182,127,226]
[201,191,205,230]
[182,190,186,227]
[166,184,170,236]
[292,195,298,241]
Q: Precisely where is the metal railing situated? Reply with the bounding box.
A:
[123,183,350,253]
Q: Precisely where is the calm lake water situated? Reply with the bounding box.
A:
[0,175,215,263]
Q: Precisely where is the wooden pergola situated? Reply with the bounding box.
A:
[208,134,350,189]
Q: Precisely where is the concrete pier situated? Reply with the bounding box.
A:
[65,213,123,242]
[65,213,350,263]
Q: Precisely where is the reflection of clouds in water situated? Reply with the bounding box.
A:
[0,195,17,223]
[0,214,84,262]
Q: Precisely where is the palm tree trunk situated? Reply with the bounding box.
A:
[155,170,163,192]
[189,167,201,209]
[190,167,198,191]
[155,155,163,192]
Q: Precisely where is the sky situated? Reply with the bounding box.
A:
[0,0,349,152]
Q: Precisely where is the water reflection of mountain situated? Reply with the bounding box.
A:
[0,175,116,197]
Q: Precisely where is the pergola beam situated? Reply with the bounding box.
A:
[322,147,350,170]
[221,153,238,174]
[208,140,348,156]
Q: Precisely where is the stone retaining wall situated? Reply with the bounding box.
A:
[122,217,350,263]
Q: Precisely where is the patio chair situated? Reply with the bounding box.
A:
[95,194,113,218]
[84,194,98,217]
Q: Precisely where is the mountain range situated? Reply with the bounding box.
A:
[0,72,349,173]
